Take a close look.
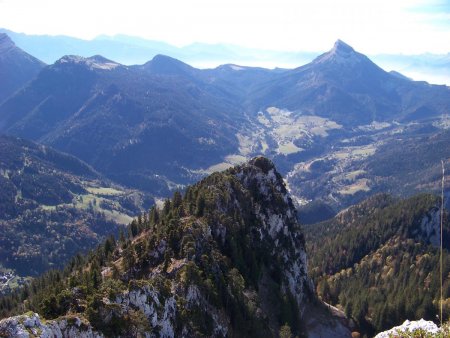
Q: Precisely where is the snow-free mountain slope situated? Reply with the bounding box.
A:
[305,193,450,336]
[249,39,450,125]
[0,54,242,192]
[0,33,45,103]
[0,40,449,209]
[0,135,151,279]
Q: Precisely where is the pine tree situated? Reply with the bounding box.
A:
[173,191,182,208]
[196,194,205,217]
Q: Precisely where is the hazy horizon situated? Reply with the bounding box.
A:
[1,0,449,55]
[2,25,450,85]
[4,27,450,57]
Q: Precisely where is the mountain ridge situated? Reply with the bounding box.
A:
[250,40,450,125]
[305,193,450,336]
[2,28,448,85]
[1,35,449,213]
[0,157,351,337]
[0,47,242,192]
[0,33,45,103]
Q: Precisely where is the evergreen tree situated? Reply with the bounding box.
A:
[196,194,205,217]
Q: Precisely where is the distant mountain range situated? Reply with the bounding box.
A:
[0,52,243,192]
[0,34,448,216]
[373,53,450,86]
[1,28,449,85]
[248,40,450,125]
[0,28,317,69]
[0,30,449,337]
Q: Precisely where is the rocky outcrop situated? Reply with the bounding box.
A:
[0,157,329,337]
[375,319,441,337]
[232,157,313,307]
[0,312,102,338]
[417,206,441,246]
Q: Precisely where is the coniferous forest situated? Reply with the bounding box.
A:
[0,159,318,337]
[0,18,450,337]
[305,194,450,336]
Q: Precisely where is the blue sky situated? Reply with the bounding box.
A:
[0,0,449,54]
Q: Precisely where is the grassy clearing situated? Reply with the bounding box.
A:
[237,133,254,156]
[358,121,391,131]
[278,141,303,155]
[297,115,342,137]
[238,108,342,160]
[264,108,342,154]
[338,178,370,195]
[85,187,123,196]
[333,145,377,160]
[352,147,376,157]
[343,170,367,180]
[274,124,307,140]
[40,189,133,225]
[101,210,133,224]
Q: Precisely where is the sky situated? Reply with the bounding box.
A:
[0,0,449,55]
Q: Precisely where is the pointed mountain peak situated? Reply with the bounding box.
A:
[332,39,355,54]
[312,39,366,66]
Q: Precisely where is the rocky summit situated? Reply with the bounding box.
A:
[0,157,350,337]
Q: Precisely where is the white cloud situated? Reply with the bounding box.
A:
[0,0,448,54]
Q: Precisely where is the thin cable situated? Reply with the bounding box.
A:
[440,160,445,326]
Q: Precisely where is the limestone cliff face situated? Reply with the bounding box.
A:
[230,157,314,307]
[0,313,102,338]
[0,157,316,337]
[417,206,441,246]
